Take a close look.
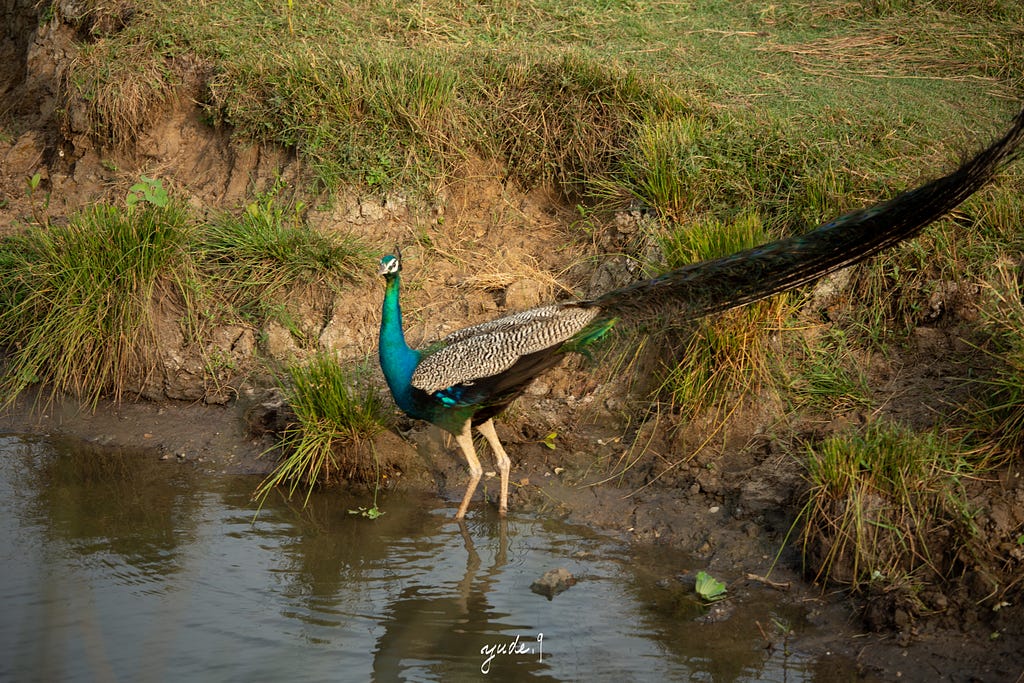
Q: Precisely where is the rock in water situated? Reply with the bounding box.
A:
[530,568,576,600]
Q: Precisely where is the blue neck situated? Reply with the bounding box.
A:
[379,274,421,416]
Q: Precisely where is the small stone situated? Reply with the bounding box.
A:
[359,199,385,221]
[525,381,550,397]
[695,600,735,624]
[262,320,300,359]
[531,568,576,600]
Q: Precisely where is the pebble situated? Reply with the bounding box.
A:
[530,568,576,600]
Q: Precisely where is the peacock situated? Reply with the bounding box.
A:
[378,109,1024,519]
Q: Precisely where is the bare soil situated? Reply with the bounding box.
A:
[2,14,1024,682]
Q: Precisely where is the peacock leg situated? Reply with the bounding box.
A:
[475,418,510,517]
[453,420,483,519]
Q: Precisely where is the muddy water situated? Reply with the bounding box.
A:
[0,434,860,682]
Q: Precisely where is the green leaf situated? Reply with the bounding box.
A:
[126,175,169,209]
[694,571,727,602]
[348,506,385,519]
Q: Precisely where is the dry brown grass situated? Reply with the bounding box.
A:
[65,41,177,147]
[762,32,1010,96]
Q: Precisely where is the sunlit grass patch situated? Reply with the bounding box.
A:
[657,212,793,418]
[476,51,687,198]
[798,422,977,590]
[0,201,196,406]
[615,115,714,222]
[207,48,465,191]
[199,187,370,324]
[57,0,1022,207]
[766,1,1023,96]
[254,353,392,507]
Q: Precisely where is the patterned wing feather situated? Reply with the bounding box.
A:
[411,304,599,393]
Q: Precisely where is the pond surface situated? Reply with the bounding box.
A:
[0,433,860,682]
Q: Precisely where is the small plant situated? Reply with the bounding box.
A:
[254,354,392,508]
[284,0,294,34]
[349,505,385,519]
[694,571,728,602]
[125,175,169,209]
[25,172,49,226]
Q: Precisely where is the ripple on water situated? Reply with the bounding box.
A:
[0,433,848,682]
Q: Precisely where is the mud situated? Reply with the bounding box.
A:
[2,10,1024,682]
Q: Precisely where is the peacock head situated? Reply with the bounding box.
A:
[378,252,401,278]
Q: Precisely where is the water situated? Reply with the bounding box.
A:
[0,433,854,682]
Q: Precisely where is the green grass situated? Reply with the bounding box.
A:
[0,182,373,407]
[798,421,977,590]
[657,212,792,418]
[254,353,392,507]
[200,186,370,324]
[60,0,1021,202]
[786,328,874,413]
[0,201,196,405]
[961,263,1024,457]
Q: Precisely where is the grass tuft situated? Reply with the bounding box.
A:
[961,262,1024,456]
[786,327,874,413]
[200,188,369,324]
[616,115,711,221]
[254,353,392,507]
[65,39,177,148]
[657,212,792,418]
[478,51,689,198]
[798,421,977,590]
[0,201,195,406]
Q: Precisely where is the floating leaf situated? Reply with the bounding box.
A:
[349,506,385,520]
[694,571,727,602]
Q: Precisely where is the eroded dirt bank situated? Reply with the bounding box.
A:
[2,11,1024,682]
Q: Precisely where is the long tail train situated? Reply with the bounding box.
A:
[378,107,1024,518]
[593,108,1024,321]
